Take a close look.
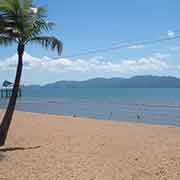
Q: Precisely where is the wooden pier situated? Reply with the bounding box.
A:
[0,88,22,98]
[0,80,22,98]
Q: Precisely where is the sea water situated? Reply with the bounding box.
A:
[0,88,180,126]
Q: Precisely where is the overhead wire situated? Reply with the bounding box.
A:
[53,33,180,59]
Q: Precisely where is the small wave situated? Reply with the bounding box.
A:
[47,101,57,104]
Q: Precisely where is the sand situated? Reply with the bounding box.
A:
[0,110,180,180]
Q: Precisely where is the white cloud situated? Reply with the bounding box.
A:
[0,52,174,75]
[153,53,170,59]
[0,53,46,70]
[128,44,144,49]
[168,30,175,38]
[170,46,180,52]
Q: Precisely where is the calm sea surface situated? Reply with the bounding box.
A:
[1,88,180,126]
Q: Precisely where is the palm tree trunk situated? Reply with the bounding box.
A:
[0,43,24,146]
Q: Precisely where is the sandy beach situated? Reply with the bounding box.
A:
[0,110,180,180]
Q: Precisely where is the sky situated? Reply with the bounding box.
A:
[0,0,180,84]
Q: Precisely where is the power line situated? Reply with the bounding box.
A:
[54,35,180,59]
[173,29,180,33]
[53,40,130,59]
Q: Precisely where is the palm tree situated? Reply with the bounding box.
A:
[0,0,63,146]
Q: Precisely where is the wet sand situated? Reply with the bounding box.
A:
[0,110,180,180]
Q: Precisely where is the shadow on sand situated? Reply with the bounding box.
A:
[0,152,5,161]
[0,145,41,153]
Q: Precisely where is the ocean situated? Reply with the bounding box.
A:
[0,88,180,126]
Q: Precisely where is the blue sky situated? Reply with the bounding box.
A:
[0,0,180,84]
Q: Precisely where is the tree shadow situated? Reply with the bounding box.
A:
[0,152,5,161]
[0,145,41,152]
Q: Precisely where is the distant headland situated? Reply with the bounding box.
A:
[24,75,180,89]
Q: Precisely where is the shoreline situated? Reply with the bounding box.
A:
[1,108,180,128]
[1,94,180,127]
[0,110,180,179]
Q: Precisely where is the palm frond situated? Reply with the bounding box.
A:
[0,0,63,54]
[29,36,63,55]
[0,0,55,39]
[0,35,16,46]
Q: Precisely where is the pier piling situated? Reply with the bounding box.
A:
[0,88,22,98]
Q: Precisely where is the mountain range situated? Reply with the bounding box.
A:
[24,75,180,89]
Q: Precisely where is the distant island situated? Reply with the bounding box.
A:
[24,76,180,89]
